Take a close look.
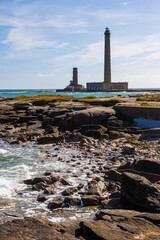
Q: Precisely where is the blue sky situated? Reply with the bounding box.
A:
[0,0,160,89]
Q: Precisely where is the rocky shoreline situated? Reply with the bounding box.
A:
[0,98,160,239]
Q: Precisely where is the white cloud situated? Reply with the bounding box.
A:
[52,40,104,68]
[57,42,70,48]
[143,51,160,61]
[2,27,51,50]
[112,34,160,59]
[121,2,131,6]
[81,9,132,21]
[52,34,160,71]
[124,71,160,88]
[36,73,56,78]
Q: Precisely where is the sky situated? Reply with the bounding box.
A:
[0,0,160,89]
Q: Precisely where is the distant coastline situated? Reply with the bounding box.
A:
[0,88,160,98]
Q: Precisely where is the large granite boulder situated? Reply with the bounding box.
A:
[59,107,115,130]
[132,159,160,175]
[121,172,160,212]
[118,159,160,183]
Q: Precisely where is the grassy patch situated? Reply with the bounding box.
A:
[136,94,160,102]
[0,94,75,103]
[81,95,97,99]
[0,94,122,107]
[32,95,75,105]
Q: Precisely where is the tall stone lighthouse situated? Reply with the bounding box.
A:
[86,27,128,91]
[104,27,111,84]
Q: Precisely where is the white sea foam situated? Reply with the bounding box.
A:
[0,178,16,198]
[0,149,8,154]
[0,140,95,221]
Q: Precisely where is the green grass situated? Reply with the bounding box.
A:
[136,94,160,102]
[81,95,97,99]
[0,94,122,106]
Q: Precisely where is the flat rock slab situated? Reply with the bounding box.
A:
[0,210,160,239]
[0,217,79,240]
[81,209,160,240]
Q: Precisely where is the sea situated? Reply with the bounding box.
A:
[0,88,159,222]
[0,88,160,98]
[0,141,96,222]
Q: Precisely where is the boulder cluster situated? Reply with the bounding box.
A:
[0,100,160,239]
[0,101,145,144]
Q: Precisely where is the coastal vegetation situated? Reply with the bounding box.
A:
[136,94,160,102]
[0,94,121,106]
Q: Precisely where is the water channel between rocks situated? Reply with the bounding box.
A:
[0,140,109,223]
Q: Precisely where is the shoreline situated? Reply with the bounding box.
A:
[0,96,160,239]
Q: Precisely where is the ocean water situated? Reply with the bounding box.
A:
[0,140,97,222]
[0,89,159,98]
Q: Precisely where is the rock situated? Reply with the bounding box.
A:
[81,195,102,206]
[59,177,71,186]
[41,117,54,127]
[119,169,160,184]
[106,181,119,193]
[139,128,160,140]
[45,125,59,136]
[80,209,160,240]
[107,116,124,129]
[132,159,160,175]
[60,107,115,131]
[0,217,69,240]
[32,182,50,191]
[44,171,52,176]
[110,156,119,163]
[48,199,63,209]
[108,169,122,183]
[9,140,21,145]
[24,176,54,191]
[80,124,107,139]
[47,108,70,117]
[50,174,60,182]
[109,191,121,199]
[118,159,160,183]
[121,172,160,212]
[80,219,133,240]
[122,144,135,154]
[32,176,52,185]
[17,135,28,142]
[37,135,63,144]
[77,183,84,190]
[101,198,125,209]
[24,178,33,185]
[88,180,106,197]
[19,116,37,123]
[83,209,160,239]
[63,197,81,207]
[37,194,48,202]
[109,131,130,140]
[13,103,30,110]
[43,186,55,195]
[62,187,78,196]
